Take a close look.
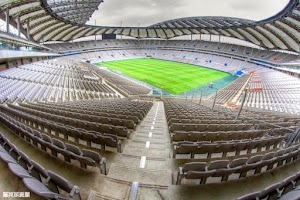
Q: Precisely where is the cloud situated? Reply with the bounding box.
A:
[86,0,290,27]
[87,0,185,26]
[228,0,290,20]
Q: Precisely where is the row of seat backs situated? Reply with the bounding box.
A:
[170,123,254,132]
[0,113,106,174]
[180,145,300,179]
[40,101,148,120]
[0,131,81,200]
[18,103,136,129]
[171,130,267,142]
[1,105,121,150]
[174,137,284,155]
[32,102,141,123]
[2,105,129,137]
[237,171,300,200]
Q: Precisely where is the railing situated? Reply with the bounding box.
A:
[0,28,23,39]
[0,49,59,59]
[0,29,57,53]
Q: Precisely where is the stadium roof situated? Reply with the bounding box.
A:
[0,0,299,52]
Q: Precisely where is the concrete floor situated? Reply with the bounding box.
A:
[0,100,300,200]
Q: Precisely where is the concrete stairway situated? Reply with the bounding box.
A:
[89,101,172,200]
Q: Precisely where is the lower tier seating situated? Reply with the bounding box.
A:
[237,171,300,200]
[0,131,82,200]
[177,145,300,185]
[0,105,122,153]
[173,136,285,159]
[0,113,107,174]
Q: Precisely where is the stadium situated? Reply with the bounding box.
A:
[0,0,300,199]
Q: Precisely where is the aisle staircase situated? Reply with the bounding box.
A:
[88,101,172,200]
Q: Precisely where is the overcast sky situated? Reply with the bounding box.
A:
[87,0,290,27]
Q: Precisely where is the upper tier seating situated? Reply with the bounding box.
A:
[0,59,118,103]
[46,39,298,64]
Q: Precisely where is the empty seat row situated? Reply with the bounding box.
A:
[0,131,82,200]
[169,123,254,133]
[171,128,288,142]
[0,105,121,152]
[173,136,284,159]
[18,103,137,130]
[237,171,300,200]
[5,104,130,138]
[177,145,300,185]
[168,118,243,126]
[0,113,107,174]
[35,102,140,124]
[41,99,152,121]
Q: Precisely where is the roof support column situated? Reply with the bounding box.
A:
[138,23,140,40]
[17,16,21,37]
[121,21,123,40]
[5,8,9,33]
[299,43,300,58]
[209,34,212,42]
[199,34,201,41]
[95,20,97,42]
[27,20,30,40]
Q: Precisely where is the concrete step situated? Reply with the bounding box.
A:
[122,145,170,159]
[87,178,131,200]
[135,128,168,135]
[127,141,168,149]
[133,130,166,137]
[107,163,172,186]
[116,155,169,170]
[143,117,166,121]
[138,123,166,128]
[136,186,169,200]
[132,135,169,144]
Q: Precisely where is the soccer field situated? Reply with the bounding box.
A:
[98,58,229,95]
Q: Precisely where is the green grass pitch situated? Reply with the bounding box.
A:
[98,58,229,95]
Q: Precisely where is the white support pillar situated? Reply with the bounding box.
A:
[137,23,140,40]
[121,21,123,40]
[27,20,30,40]
[212,91,218,110]
[298,43,300,58]
[17,16,21,37]
[199,90,203,105]
[5,8,9,33]
[94,20,97,42]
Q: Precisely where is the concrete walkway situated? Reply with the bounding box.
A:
[89,101,172,199]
